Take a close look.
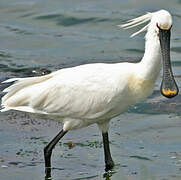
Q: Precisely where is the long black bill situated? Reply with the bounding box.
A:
[159,27,179,98]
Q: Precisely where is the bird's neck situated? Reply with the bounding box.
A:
[138,31,162,81]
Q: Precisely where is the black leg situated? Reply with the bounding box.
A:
[44,129,68,179]
[102,132,114,172]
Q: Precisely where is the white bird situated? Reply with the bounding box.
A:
[1,9,179,178]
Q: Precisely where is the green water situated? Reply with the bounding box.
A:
[0,0,181,179]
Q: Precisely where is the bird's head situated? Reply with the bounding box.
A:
[149,10,173,37]
[152,10,178,98]
[153,10,172,31]
[119,9,179,98]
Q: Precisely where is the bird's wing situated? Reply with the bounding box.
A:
[1,63,130,119]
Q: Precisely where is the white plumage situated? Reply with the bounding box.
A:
[1,10,174,132]
[2,62,153,131]
[1,10,178,175]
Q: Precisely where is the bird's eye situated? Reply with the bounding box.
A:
[156,23,160,29]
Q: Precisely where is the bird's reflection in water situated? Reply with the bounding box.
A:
[44,169,115,180]
[104,168,121,180]
[103,171,114,180]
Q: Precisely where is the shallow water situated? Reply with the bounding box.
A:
[0,0,181,180]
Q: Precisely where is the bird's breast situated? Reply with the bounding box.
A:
[127,74,155,103]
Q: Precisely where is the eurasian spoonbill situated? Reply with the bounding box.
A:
[1,9,179,178]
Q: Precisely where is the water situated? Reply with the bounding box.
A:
[0,0,181,179]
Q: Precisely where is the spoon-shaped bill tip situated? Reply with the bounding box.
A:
[161,86,179,98]
[159,27,179,98]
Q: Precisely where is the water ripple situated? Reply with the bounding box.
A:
[0,51,12,58]
[171,47,181,53]
[4,25,33,35]
[35,13,108,26]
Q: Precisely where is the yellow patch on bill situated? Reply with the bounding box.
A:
[162,88,178,96]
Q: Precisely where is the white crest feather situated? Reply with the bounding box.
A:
[118,12,152,37]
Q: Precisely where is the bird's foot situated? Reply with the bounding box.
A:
[105,160,114,172]
[45,167,52,180]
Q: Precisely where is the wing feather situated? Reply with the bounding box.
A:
[1,63,129,120]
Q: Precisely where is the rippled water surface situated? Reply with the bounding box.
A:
[0,0,181,180]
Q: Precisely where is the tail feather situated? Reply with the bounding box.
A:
[1,74,52,109]
[1,106,48,114]
[2,78,22,84]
